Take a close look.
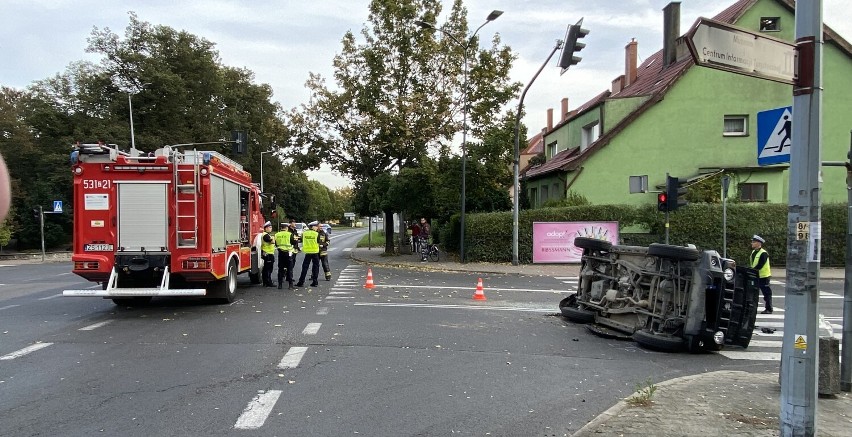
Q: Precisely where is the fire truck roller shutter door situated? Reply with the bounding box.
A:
[118,182,168,251]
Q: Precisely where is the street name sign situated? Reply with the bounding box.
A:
[686,17,797,84]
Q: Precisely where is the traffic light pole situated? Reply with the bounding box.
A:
[664,210,670,244]
[780,1,822,434]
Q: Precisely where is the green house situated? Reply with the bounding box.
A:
[522,0,852,207]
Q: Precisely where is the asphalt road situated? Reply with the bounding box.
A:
[0,231,846,436]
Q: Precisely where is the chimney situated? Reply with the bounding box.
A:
[611,75,624,94]
[547,108,554,131]
[663,2,681,67]
[560,98,569,121]
[624,39,638,86]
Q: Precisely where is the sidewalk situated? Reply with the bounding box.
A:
[350,247,852,436]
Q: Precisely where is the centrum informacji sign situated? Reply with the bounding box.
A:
[685,17,797,85]
[532,221,619,263]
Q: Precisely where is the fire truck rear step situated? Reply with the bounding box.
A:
[63,267,206,297]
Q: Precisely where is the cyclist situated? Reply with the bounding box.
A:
[419,218,430,262]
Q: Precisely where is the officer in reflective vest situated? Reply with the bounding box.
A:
[295,221,320,287]
[260,222,276,287]
[750,234,772,314]
[274,224,297,290]
[318,223,331,281]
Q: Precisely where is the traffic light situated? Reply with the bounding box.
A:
[32,208,40,220]
[657,193,668,212]
[665,175,689,211]
[557,18,589,74]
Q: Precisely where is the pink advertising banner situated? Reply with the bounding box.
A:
[532,221,619,263]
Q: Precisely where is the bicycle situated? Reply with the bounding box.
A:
[425,243,440,262]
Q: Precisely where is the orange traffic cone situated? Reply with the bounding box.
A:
[364,268,376,289]
[473,278,486,300]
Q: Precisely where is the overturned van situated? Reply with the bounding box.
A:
[559,237,760,353]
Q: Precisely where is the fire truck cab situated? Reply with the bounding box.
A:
[63,142,267,304]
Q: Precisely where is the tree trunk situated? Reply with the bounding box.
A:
[384,209,395,254]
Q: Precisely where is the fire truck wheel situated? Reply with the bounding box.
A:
[632,329,685,352]
[111,297,152,307]
[212,260,238,303]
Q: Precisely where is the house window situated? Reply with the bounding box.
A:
[740,183,767,202]
[723,115,748,136]
[553,183,560,198]
[530,187,538,207]
[541,185,549,202]
[581,121,600,151]
[547,141,557,159]
[760,17,780,32]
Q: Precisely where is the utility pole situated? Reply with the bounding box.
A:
[843,132,852,392]
[780,1,822,434]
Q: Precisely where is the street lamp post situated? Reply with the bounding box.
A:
[416,10,503,264]
[260,151,274,192]
[127,83,151,157]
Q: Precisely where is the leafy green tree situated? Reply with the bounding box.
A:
[288,0,518,254]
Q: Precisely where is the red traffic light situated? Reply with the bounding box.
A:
[657,193,668,212]
[658,193,667,203]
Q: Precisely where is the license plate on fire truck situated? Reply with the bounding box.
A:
[84,244,114,251]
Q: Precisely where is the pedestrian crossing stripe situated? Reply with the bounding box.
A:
[794,335,807,350]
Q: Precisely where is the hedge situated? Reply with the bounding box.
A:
[448,203,847,267]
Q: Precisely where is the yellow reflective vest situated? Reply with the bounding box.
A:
[274,230,293,253]
[301,229,320,254]
[261,232,275,255]
[750,248,771,278]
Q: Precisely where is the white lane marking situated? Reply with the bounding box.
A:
[79,320,114,331]
[746,340,782,348]
[38,294,63,301]
[553,276,579,280]
[368,284,567,294]
[328,291,353,295]
[233,390,283,430]
[757,321,843,331]
[302,323,322,335]
[354,302,553,313]
[0,304,21,311]
[342,248,353,252]
[277,346,308,369]
[325,296,355,300]
[718,351,781,361]
[57,272,72,276]
[1,343,54,360]
[316,307,329,315]
[0,265,13,267]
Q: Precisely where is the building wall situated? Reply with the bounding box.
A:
[527,0,852,207]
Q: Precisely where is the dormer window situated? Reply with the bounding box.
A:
[760,17,780,32]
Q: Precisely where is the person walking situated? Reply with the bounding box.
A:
[419,217,431,262]
[409,221,421,253]
[318,223,332,281]
[274,223,297,289]
[750,235,773,314]
[295,221,320,287]
[260,221,276,287]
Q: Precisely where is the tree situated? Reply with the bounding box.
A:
[288,0,518,254]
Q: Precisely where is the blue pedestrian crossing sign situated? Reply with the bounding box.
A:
[757,106,792,166]
[53,200,63,213]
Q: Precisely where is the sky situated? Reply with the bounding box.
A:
[3,0,851,189]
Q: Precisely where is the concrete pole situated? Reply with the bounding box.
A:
[780,1,822,434]
[843,132,852,392]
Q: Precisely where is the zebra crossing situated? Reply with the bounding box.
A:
[324,265,361,300]
[719,301,844,361]
[555,276,578,292]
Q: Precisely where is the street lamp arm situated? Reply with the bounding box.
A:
[512,40,564,266]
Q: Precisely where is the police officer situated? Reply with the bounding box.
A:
[318,223,331,281]
[295,221,320,287]
[260,221,276,287]
[750,234,773,314]
[274,223,297,289]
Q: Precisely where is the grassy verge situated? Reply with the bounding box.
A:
[357,231,386,248]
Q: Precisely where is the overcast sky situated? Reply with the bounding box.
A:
[3,0,850,189]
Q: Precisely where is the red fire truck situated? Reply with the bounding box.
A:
[63,141,267,304]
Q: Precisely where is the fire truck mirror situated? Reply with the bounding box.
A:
[231,131,247,154]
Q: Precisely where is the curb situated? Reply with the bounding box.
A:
[570,370,755,437]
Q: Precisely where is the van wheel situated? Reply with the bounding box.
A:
[633,329,685,352]
[212,260,238,303]
[559,294,596,324]
[647,243,700,261]
[574,237,612,252]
